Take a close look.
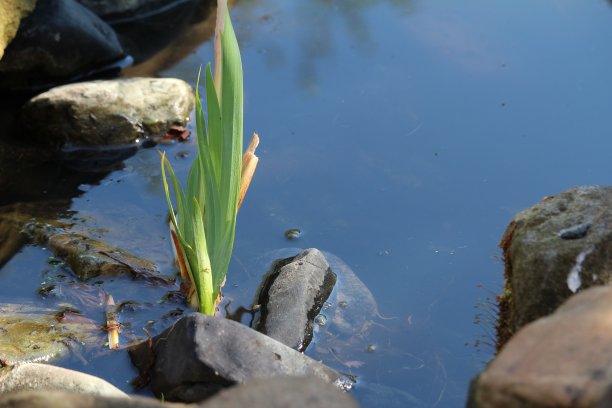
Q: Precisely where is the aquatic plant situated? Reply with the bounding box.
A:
[160,1,258,315]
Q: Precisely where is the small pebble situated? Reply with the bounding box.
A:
[559,223,591,240]
[284,228,302,240]
[314,314,327,326]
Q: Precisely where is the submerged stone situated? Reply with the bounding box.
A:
[47,233,173,283]
[0,303,97,366]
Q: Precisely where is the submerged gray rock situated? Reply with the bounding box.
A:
[22,77,194,146]
[128,313,351,403]
[255,248,337,351]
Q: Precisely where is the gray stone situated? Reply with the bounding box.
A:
[0,0,127,92]
[498,185,612,342]
[255,248,337,351]
[0,390,183,408]
[471,286,612,408]
[129,313,350,403]
[0,364,125,397]
[21,77,194,146]
[200,377,358,408]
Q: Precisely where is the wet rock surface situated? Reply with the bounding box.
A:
[0,0,128,93]
[200,376,358,408]
[255,248,337,351]
[21,77,194,146]
[0,363,126,397]
[0,304,98,366]
[47,232,173,283]
[471,286,612,408]
[498,185,612,337]
[129,313,350,403]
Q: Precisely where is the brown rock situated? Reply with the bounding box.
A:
[473,286,612,407]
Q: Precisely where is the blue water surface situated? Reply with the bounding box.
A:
[2,0,612,407]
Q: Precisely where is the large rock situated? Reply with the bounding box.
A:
[0,0,128,92]
[200,377,358,408]
[0,0,36,60]
[255,248,337,351]
[0,390,181,408]
[0,364,126,398]
[21,77,194,146]
[471,286,612,408]
[498,185,612,343]
[129,313,350,403]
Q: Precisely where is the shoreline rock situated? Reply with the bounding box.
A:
[471,286,612,408]
[497,185,612,347]
[21,77,194,147]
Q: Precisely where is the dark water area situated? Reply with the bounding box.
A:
[2,0,612,407]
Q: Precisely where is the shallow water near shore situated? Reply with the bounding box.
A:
[2,0,612,406]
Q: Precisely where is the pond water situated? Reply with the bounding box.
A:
[2,0,612,407]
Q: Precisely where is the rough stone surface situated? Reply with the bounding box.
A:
[499,185,612,337]
[0,390,183,408]
[256,248,337,351]
[47,232,173,283]
[22,77,194,146]
[0,0,126,92]
[472,286,612,408]
[0,364,126,397]
[200,377,358,408]
[129,313,350,403]
[0,0,36,60]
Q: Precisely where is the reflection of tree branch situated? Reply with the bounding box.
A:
[295,0,414,90]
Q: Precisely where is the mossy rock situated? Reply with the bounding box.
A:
[498,185,612,346]
[0,303,98,366]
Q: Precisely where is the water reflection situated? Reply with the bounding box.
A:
[234,0,414,90]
